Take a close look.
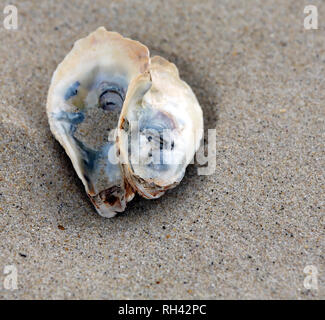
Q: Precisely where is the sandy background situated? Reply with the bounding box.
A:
[0,0,324,299]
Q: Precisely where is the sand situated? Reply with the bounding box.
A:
[0,0,324,299]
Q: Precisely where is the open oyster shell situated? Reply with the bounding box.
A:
[47,27,203,218]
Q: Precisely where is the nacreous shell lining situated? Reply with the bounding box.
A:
[51,66,129,203]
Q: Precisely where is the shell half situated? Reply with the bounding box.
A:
[117,56,203,199]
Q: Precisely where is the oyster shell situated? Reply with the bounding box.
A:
[117,56,203,199]
[47,27,203,218]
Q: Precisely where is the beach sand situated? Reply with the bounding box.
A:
[0,0,323,299]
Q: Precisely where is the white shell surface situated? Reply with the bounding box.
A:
[118,56,203,199]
